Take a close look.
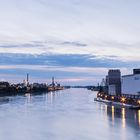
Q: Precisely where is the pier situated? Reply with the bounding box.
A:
[96,92,140,109]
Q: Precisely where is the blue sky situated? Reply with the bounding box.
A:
[0,0,140,85]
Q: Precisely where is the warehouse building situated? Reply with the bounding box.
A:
[106,69,121,95]
[122,69,140,95]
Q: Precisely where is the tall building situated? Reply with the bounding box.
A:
[27,73,29,86]
[106,69,121,95]
[52,77,55,87]
[108,69,121,85]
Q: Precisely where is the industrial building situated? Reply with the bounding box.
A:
[105,69,121,95]
[103,69,140,96]
[97,69,140,107]
[122,69,140,95]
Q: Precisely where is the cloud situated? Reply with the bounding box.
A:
[0,64,132,85]
[0,39,140,62]
[62,41,87,47]
[0,0,140,62]
[0,0,140,43]
[0,0,140,84]
[0,53,138,68]
[0,51,137,85]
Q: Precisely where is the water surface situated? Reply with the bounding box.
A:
[0,88,139,140]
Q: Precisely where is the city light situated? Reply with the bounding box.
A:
[97,93,100,97]
[111,96,114,100]
[137,100,140,105]
[121,97,126,103]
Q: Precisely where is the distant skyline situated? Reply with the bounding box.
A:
[0,0,140,85]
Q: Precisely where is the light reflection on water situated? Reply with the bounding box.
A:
[111,106,115,126]
[138,110,140,128]
[0,88,139,140]
[122,108,126,128]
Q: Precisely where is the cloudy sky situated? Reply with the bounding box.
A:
[0,0,140,85]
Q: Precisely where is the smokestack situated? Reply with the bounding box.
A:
[52,77,55,86]
[27,73,29,86]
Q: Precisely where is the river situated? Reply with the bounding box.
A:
[0,88,139,140]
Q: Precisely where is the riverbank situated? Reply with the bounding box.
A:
[94,98,140,110]
[95,92,140,110]
[0,85,64,97]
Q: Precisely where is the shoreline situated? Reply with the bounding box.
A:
[94,97,140,110]
[0,86,64,97]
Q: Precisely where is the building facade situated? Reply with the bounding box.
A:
[106,69,121,95]
[122,69,140,95]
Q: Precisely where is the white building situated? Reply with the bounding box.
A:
[122,69,140,95]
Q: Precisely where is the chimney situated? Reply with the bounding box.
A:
[52,77,55,87]
[27,73,29,86]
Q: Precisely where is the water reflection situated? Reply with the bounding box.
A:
[0,97,9,104]
[0,89,139,140]
[25,93,32,104]
[106,105,140,139]
[122,108,126,128]
[111,106,115,123]
[138,110,140,128]
[107,106,140,128]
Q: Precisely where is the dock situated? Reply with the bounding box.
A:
[94,97,140,110]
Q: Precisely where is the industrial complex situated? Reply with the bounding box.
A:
[0,74,64,96]
[103,69,140,95]
[96,68,140,108]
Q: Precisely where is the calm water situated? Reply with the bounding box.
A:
[0,88,139,140]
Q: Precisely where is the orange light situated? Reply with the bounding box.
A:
[111,96,114,100]
[121,97,126,103]
[137,100,140,105]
